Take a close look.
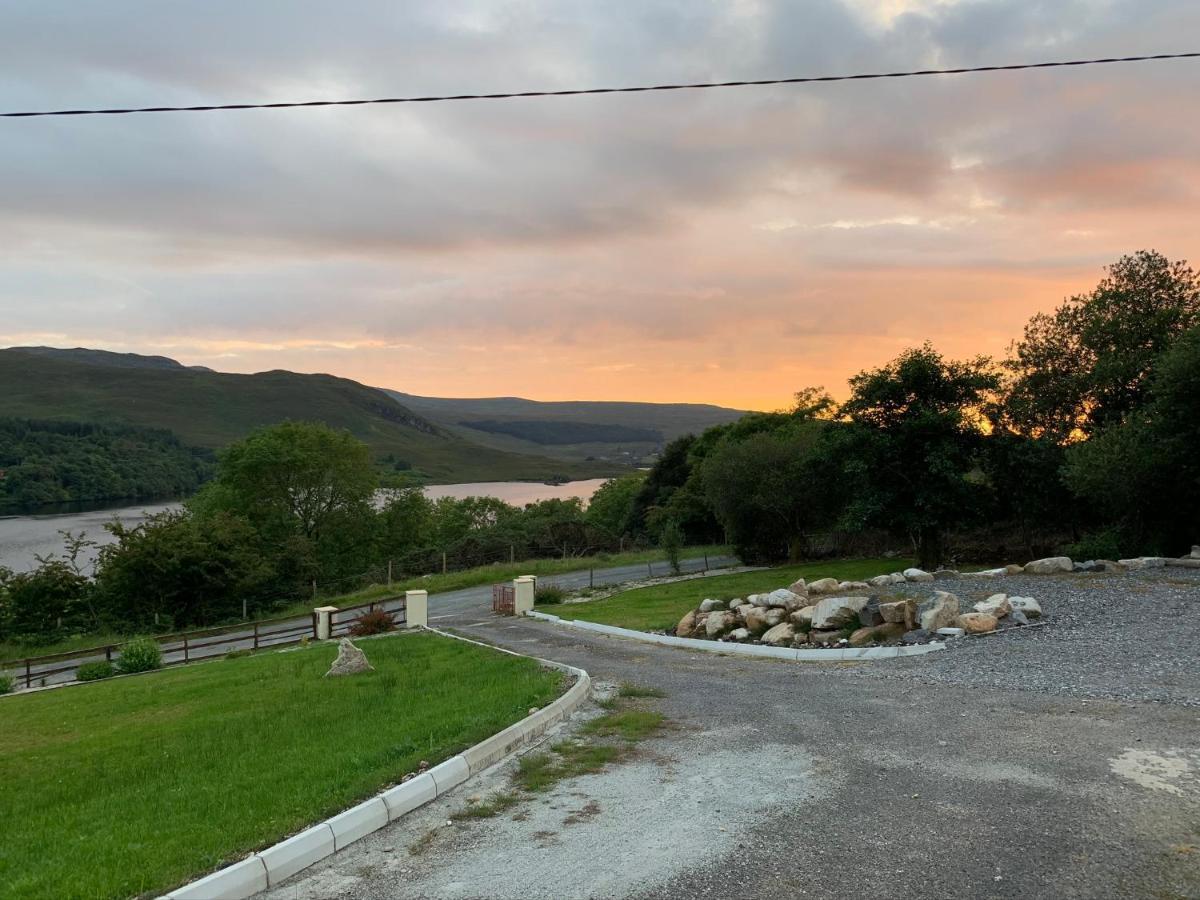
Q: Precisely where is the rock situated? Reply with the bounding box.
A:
[1003,608,1031,627]
[956,612,999,634]
[1119,556,1167,569]
[808,577,840,594]
[879,599,917,630]
[1191,545,1200,559]
[325,638,374,677]
[1004,564,1025,575]
[965,567,1007,577]
[1007,596,1042,619]
[761,622,796,646]
[699,599,724,613]
[810,596,869,630]
[1169,558,1200,569]
[857,596,884,627]
[848,623,906,647]
[765,588,804,609]
[1024,556,1073,575]
[706,611,736,639]
[900,628,931,645]
[1095,559,1123,571]
[675,610,698,637]
[787,578,808,595]
[727,627,751,642]
[903,567,935,582]
[789,605,816,626]
[869,574,894,588]
[748,593,770,608]
[973,593,1011,617]
[691,612,710,637]
[729,597,746,609]
[933,569,960,579]
[743,606,784,634]
[917,591,960,632]
[837,580,870,591]
[890,573,908,584]
[936,627,965,638]
[808,629,844,646]
[1074,560,1102,573]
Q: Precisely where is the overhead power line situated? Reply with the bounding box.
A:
[3,51,1198,119]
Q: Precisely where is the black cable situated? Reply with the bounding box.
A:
[3,52,1198,118]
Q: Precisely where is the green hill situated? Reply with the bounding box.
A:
[386,391,747,465]
[0,349,610,484]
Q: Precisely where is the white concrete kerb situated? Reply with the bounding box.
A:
[163,628,591,899]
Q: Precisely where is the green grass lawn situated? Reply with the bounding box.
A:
[554,557,914,632]
[0,632,563,900]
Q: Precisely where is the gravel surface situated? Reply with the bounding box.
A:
[263,569,1200,900]
[861,568,1200,707]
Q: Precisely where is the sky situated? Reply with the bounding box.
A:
[1,1,1198,411]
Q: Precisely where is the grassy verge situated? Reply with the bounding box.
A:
[553,557,914,632]
[0,632,563,900]
[0,544,731,664]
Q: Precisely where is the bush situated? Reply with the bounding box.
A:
[76,661,115,682]
[116,638,162,674]
[349,608,396,636]
[0,673,13,695]
[534,585,566,606]
[1064,530,1123,562]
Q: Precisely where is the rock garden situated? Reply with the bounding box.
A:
[671,549,1200,652]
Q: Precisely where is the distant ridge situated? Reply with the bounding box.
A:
[8,345,214,372]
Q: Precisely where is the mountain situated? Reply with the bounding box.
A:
[0,348,610,483]
[386,391,747,465]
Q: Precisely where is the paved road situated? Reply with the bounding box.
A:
[6,554,737,689]
[267,573,1200,900]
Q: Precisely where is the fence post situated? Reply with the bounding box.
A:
[254,622,260,650]
[313,606,339,640]
[105,646,113,664]
[183,635,189,663]
[25,657,31,689]
[647,562,653,578]
[405,590,428,628]
[311,580,318,601]
[442,552,447,575]
[510,544,515,564]
[704,552,709,571]
[242,597,248,621]
[387,560,393,587]
[590,568,594,588]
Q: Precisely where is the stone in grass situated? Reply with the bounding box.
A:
[325,638,374,677]
[1024,556,1073,575]
[838,581,870,591]
[903,567,935,582]
[1007,596,1042,619]
[956,612,999,634]
[729,597,746,610]
[900,628,932,645]
[917,591,960,632]
[973,594,1011,617]
[699,599,725,613]
[761,622,796,646]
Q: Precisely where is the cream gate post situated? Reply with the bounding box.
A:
[513,575,536,615]
[313,605,339,640]
[405,589,428,627]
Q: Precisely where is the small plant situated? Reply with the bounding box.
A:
[580,709,666,742]
[349,608,396,636]
[1064,530,1123,562]
[616,682,666,699]
[450,791,520,820]
[0,673,13,695]
[116,637,162,674]
[534,585,566,606]
[76,661,115,682]
[224,649,251,660]
[659,521,684,575]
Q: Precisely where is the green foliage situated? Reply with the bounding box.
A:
[0,417,213,511]
[1063,530,1123,563]
[0,674,12,695]
[348,608,396,636]
[658,520,684,575]
[585,473,646,540]
[459,419,661,445]
[837,345,999,569]
[534,585,566,605]
[0,557,93,645]
[116,637,162,674]
[76,660,116,681]
[579,709,666,741]
[616,682,666,698]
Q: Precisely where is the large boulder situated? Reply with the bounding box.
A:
[787,578,808,595]
[727,627,751,642]
[743,606,784,634]
[325,638,374,677]
[857,597,884,627]
[956,612,998,634]
[879,599,917,630]
[706,611,737,639]
[698,599,725,613]
[917,591,960,632]
[1191,545,1200,559]
[1004,564,1025,575]
[808,577,841,594]
[761,622,796,646]
[1007,596,1042,619]
[903,567,935,582]
[965,567,1007,577]
[848,623,906,647]
[789,605,816,626]
[933,569,960,579]
[729,597,746,610]
[837,580,870,591]
[675,609,698,637]
[1024,556,1072,575]
[973,594,1011,617]
[868,574,894,588]
[810,596,869,630]
[765,588,805,609]
[1118,556,1167,569]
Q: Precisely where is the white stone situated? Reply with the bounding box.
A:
[810,596,869,630]
[918,591,960,632]
[807,577,840,594]
[765,588,803,608]
[1007,596,1042,619]
[936,627,966,637]
[728,598,746,609]
[1024,556,1073,575]
[1118,556,1167,569]
[973,594,1012,617]
[869,574,894,588]
[705,611,736,639]
[728,627,751,642]
[761,622,796,646]
[325,638,373,677]
[903,568,935,582]
[699,599,722,613]
[787,579,808,595]
[965,568,1007,577]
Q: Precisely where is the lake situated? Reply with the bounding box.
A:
[0,479,608,574]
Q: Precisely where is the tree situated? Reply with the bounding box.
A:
[838,345,998,569]
[1004,250,1200,439]
[2,558,91,644]
[585,473,645,543]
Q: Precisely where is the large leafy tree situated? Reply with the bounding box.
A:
[838,345,998,569]
[1004,250,1200,440]
[585,473,645,543]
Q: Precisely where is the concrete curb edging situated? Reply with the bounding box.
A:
[527,611,946,661]
[164,629,591,899]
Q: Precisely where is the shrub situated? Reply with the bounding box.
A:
[349,608,396,636]
[534,585,566,606]
[1064,530,1123,562]
[116,638,163,674]
[0,673,13,695]
[76,661,115,682]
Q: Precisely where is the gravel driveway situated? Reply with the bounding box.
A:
[263,569,1200,900]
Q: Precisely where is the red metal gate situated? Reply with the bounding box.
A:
[492,583,515,615]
